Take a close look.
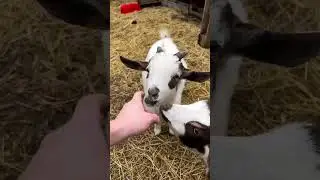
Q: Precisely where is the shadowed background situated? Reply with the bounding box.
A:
[0,0,105,179]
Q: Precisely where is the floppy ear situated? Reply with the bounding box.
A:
[119,56,148,71]
[36,0,109,30]
[216,2,320,67]
[233,30,320,67]
[181,71,210,82]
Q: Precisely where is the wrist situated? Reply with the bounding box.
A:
[110,118,130,145]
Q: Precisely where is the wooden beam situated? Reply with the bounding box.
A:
[197,0,211,49]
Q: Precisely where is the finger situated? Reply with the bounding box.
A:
[72,93,109,122]
[130,91,146,109]
[131,91,143,102]
[148,113,160,123]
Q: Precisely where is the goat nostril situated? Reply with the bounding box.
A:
[148,87,159,97]
[160,104,172,111]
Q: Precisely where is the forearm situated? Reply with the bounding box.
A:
[211,137,272,180]
[110,119,130,146]
[19,118,107,180]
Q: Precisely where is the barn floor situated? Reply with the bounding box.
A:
[112,0,320,179]
[110,1,210,180]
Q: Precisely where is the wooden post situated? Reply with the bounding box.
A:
[197,0,211,49]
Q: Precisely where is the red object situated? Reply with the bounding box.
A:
[120,2,142,14]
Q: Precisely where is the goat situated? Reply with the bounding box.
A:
[119,29,210,135]
[160,100,210,176]
[212,0,320,136]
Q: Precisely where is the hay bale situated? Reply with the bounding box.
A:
[110,1,210,179]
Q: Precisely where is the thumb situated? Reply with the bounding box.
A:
[131,91,144,102]
[147,113,160,124]
[72,93,108,123]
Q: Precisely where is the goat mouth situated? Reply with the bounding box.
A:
[144,97,158,106]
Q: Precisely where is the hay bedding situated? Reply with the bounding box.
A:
[0,0,105,179]
[111,0,320,179]
[228,0,320,136]
[110,1,210,179]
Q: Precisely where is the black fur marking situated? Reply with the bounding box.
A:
[146,68,149,78]
[168,74,180,89]
[167,63,185,89]
[179,121,210,153]
[179,63,187,71]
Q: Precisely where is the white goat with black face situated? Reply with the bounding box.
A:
[120,29,210,136]
[160,100,210,176]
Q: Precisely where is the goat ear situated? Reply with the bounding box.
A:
[218,2,320,67]
[181,71,210,82]
[120,56,148,71]
[232,29,320,67]
[213,1,320,67]
[35,0,109,30]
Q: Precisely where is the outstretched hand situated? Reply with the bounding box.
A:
[19,93,108,180]
[115,91,160,136]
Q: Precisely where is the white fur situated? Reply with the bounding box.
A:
[162,100,210,135]
[142,28,188,135]
[161,100,210,174]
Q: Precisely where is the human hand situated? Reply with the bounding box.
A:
[69,93,108,130]
[114,91,160,137]
[19,93,108,180]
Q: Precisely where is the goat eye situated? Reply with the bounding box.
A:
[193,128,199,135]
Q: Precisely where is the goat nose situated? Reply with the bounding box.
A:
[148,87,159,97]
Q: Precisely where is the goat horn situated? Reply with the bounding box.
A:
[175,52,187,60]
